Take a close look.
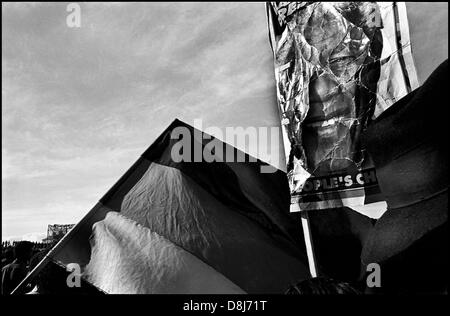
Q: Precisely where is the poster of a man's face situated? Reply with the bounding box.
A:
[268,2,418,210]
[300,2,382,172]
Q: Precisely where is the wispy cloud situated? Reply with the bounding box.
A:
[2,2,282,239]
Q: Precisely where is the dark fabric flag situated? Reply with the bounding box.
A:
[13,120,311,294]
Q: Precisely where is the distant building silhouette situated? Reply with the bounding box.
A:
[43,224,75,244]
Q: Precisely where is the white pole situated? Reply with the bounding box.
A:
[300,210,318,277]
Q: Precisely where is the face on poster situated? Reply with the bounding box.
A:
[267,2,418,210]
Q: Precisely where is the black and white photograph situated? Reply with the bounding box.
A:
[1,1,448,306]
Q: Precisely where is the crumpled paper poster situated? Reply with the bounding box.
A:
[266,2,419,212]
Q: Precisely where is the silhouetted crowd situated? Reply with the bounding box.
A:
[2,241,49,267]
[1,241,53,294]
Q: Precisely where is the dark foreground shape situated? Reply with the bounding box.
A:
[361,59,449,294]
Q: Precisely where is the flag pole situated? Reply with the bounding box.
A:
[300,210,318,277]
[11,253,52,294]
[10,231,70,294]
[10,200,111,294]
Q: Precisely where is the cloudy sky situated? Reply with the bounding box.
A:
[2,2,448,241]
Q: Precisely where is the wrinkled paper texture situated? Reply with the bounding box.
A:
[266,2,419,211]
